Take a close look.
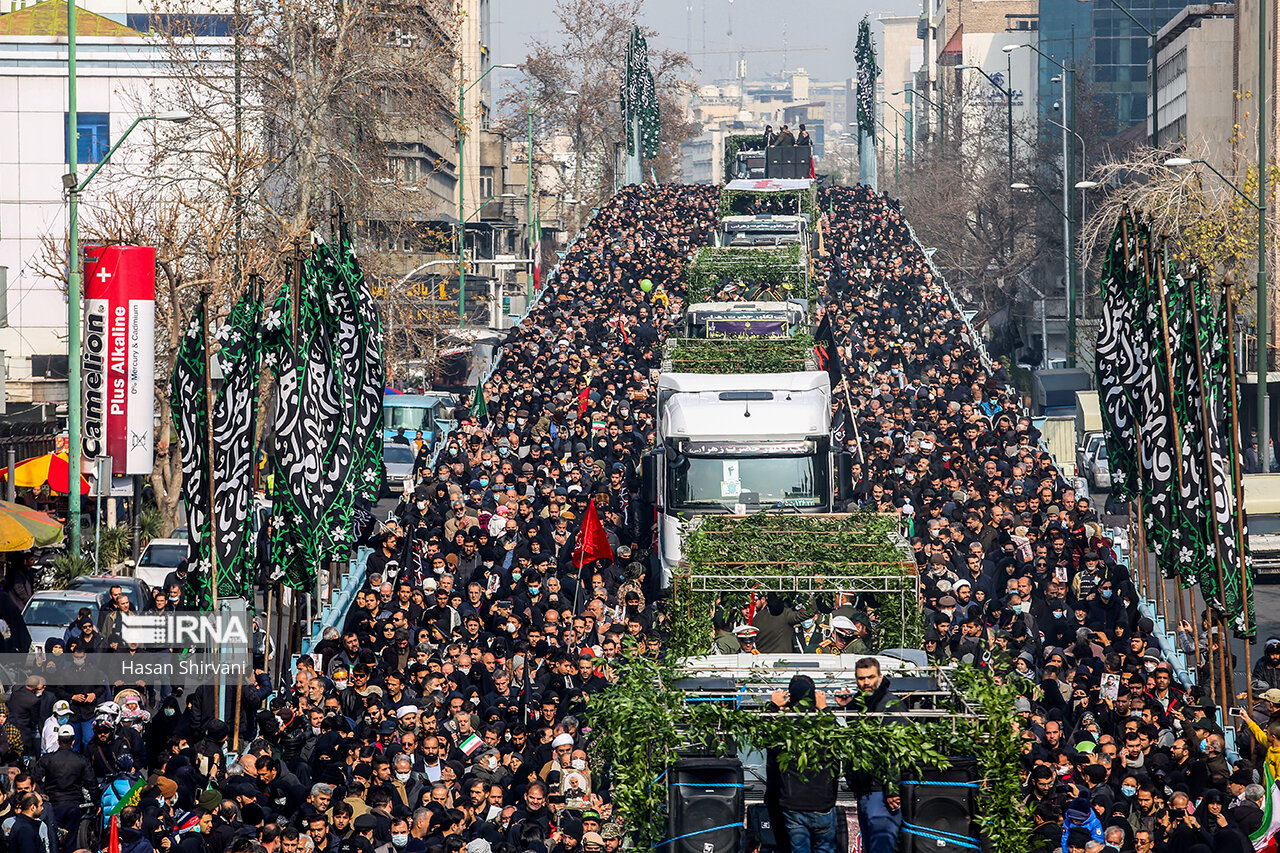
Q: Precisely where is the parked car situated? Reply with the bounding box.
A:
[68,575,151,613]
[383,441,417,497]
[22,589,105,653]
[133,538,187,590]
[1082,438,1112,491]
[1076,432,1104,481]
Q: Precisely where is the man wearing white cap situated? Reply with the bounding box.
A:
[40,702,72,756]
[32,724,92,853]
[733,625,760,655]
[539,733,576,782]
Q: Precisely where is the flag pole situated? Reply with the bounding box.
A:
[841,383,864,464]
[1225,278,1255,709]
[200,293,226,724]
[1142,236,1174,629]
[1186,260,1234,710]
[201,294,220,612]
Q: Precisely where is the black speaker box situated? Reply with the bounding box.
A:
[667,757,744,853]
[900,759,980,853]
[749,803,849,853]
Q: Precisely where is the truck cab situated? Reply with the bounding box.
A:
[645,371,840,582]
[683,300,809,339]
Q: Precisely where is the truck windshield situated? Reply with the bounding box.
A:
[668,452,826,510]
[722,230,803,247]
[386,405,433,431]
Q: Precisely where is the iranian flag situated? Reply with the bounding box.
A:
[459,733,483,756]
[532,215,543,290]
[1252,765,1280,852]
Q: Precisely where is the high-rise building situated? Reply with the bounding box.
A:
[1038,0,1185,135]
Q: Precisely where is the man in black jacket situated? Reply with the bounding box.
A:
[32,726,94,853]
[9,792,49,853]
[766,675,840,853]
[842,659,904,853]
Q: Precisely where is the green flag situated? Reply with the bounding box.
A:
[473,378,488,423]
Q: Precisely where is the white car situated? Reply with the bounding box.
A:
[382,441,417,496]
[133,537,187,590]
[1084,440,1112,491]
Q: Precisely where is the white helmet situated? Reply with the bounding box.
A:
[95,701,121,723]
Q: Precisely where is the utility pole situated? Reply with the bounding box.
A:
[67,0,82,556]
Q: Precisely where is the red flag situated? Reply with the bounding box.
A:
[574,497,615,571]
[108,815,120,853]
[532,215,543,290]
[808,154,816,180]
[577,385,591,417]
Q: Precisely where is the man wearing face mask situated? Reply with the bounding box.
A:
[470,747,510,788]
[373,817,412,853]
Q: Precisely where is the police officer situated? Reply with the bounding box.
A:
[31,725,93,853]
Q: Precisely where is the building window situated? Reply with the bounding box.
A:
[480,166,495,199]
[65,112,110,164]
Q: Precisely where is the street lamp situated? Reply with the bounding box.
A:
[1076,0,1158,146]
[1165,156,1269,448]
[1013,180,1071,367]
[1006,42,1078,366]
[526,87,578,299]
[464,192,518,224]
[458,61,518,327]
[881,99,911,169]
[876,118,899,188]
[956,63,1014,185]
[64,109,191,556]
[892,87,944,148]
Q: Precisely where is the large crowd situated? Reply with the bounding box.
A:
[0,182,1267,853]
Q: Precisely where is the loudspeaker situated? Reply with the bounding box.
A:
[667,757,744,853]
[746,804,779,852]
[751,804,849,853]
[900,759,980,853]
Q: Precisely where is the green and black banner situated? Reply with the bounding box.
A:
[1095,214,1254,635]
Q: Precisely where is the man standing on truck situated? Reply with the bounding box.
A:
[766,676,840,853]
[752,594,806,653]
[843,659,904,853]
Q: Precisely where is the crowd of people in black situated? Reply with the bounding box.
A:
[0,180,1268,853]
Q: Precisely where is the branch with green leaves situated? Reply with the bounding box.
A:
[665,334,814,373]
[683,245,807,304]
[672,512,923,655]
[587,654,1027,853]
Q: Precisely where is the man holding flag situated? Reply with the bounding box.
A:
[573,496,615,597]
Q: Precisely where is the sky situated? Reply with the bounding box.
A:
[487,0,922,92]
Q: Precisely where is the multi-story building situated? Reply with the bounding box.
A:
[1151,3,1234,156]
[1037,0,1185,136]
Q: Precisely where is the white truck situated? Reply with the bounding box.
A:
[642,371,848,582]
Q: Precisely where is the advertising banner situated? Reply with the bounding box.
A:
[83,245,156,475]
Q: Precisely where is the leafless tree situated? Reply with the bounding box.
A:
[498,0,698,211]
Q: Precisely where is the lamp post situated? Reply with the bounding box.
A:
[893,87,944,148]
[956,64,1014,185]
[1006,42,1077,366]
[1077,0,1158,146]
[1012,180,1071,367]
[526,87,577,300]
[458,61,517,327]
[64,105,191,556]
[881,100,910,166]
[1165,156,1268,452]
[876,118,899,188]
